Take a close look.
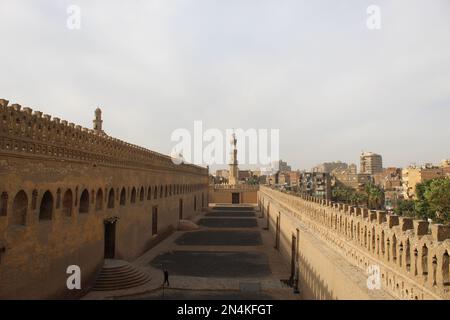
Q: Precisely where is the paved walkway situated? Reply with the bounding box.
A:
[83,205,300,300]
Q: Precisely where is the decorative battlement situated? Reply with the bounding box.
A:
[211,184,259,191]
[259,186,450,300]
[0,99,207,175]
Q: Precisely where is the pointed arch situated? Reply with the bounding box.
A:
[120,187,126,206]
[39,191,53,220]
[131,187,137,203]
[79,189,89,213]
[11,190,27,226]
[139,186,145,202]
[62,189,73,217]
[108,188,115,208]
[443,251,449,286]
[95,188,103,211]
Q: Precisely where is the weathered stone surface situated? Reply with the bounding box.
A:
[431,224,450,242]
[0,102,209,299]
[258,186,450,300]
[399,217,413,231]
[413,220,429,236]
[177,219,200,231]
[387,215,399,228]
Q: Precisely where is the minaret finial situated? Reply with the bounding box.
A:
[93,107,104,133]
[228,131,239,185]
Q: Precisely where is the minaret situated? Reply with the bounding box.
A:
[93,107,103,133]
[228,132,239,185]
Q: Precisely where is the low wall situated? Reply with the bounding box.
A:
[258,186,450,300]
[208,185,258,204]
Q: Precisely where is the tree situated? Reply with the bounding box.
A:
[393,199,415,217]
[332,185,368,206]
[246,175,259,185]
[423,178,450,223]
[350,192,367,206]
[393,178,450,223]
[414,180,433,220]
[365,182,385,210]
[332,185,354,203]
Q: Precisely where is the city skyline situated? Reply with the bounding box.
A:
[1,0,450,170]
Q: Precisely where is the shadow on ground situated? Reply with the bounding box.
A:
[150,251,271,278]
[175,230,262,246]
[198,218,257,228]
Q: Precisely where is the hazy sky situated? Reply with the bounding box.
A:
[1,0,449,171]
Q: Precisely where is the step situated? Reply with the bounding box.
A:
[92,259,152,291]
[92,277,151,291]
[98,269,136,276]
[93,276,151,288]
[96,274,150,284]
[97,272,140,278]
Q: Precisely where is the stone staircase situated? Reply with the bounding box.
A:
[92,259,151,291]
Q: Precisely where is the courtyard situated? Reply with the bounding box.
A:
[84,204,299,300]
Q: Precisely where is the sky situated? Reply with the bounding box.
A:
[1,0,449,171]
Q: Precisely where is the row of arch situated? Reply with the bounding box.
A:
[300,199,450,289]
[0,183,208,226]
[337,216,450,288]
[258,191,450,295]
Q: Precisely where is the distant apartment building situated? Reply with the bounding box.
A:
[373,167,403,210]
[258,175,268,185]
[360,152,383,174]
[333,172,372,192]
[251,169,262,177]
[267,160,293,186]
[299,172,332,200]
[275,159,292,172]
[373,167,402,189]
[288,171,300,187]
[238,170,252,181]
[402,164,445,199]
[312,161,348,173]
[216,169,229,179]
[268,174,276,186]
[348,163,358,174]
[441,159,450,176]
[214,169,229,184]
[327,161,370,192]
[278,172,290,186]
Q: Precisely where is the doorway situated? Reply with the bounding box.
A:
[232,192,240,204]
[152,206,158,235]
[179,198,183,220]
[274,213,280,249]
[265,203,270,230]
[290,234,297,281]
[104,220,116,259]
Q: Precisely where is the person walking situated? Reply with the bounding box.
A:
[163,269,170,287]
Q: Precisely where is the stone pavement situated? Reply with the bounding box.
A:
[83,205,300,300]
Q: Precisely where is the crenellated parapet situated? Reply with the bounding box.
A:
[0,99,207,176]
[259,186,450,300]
